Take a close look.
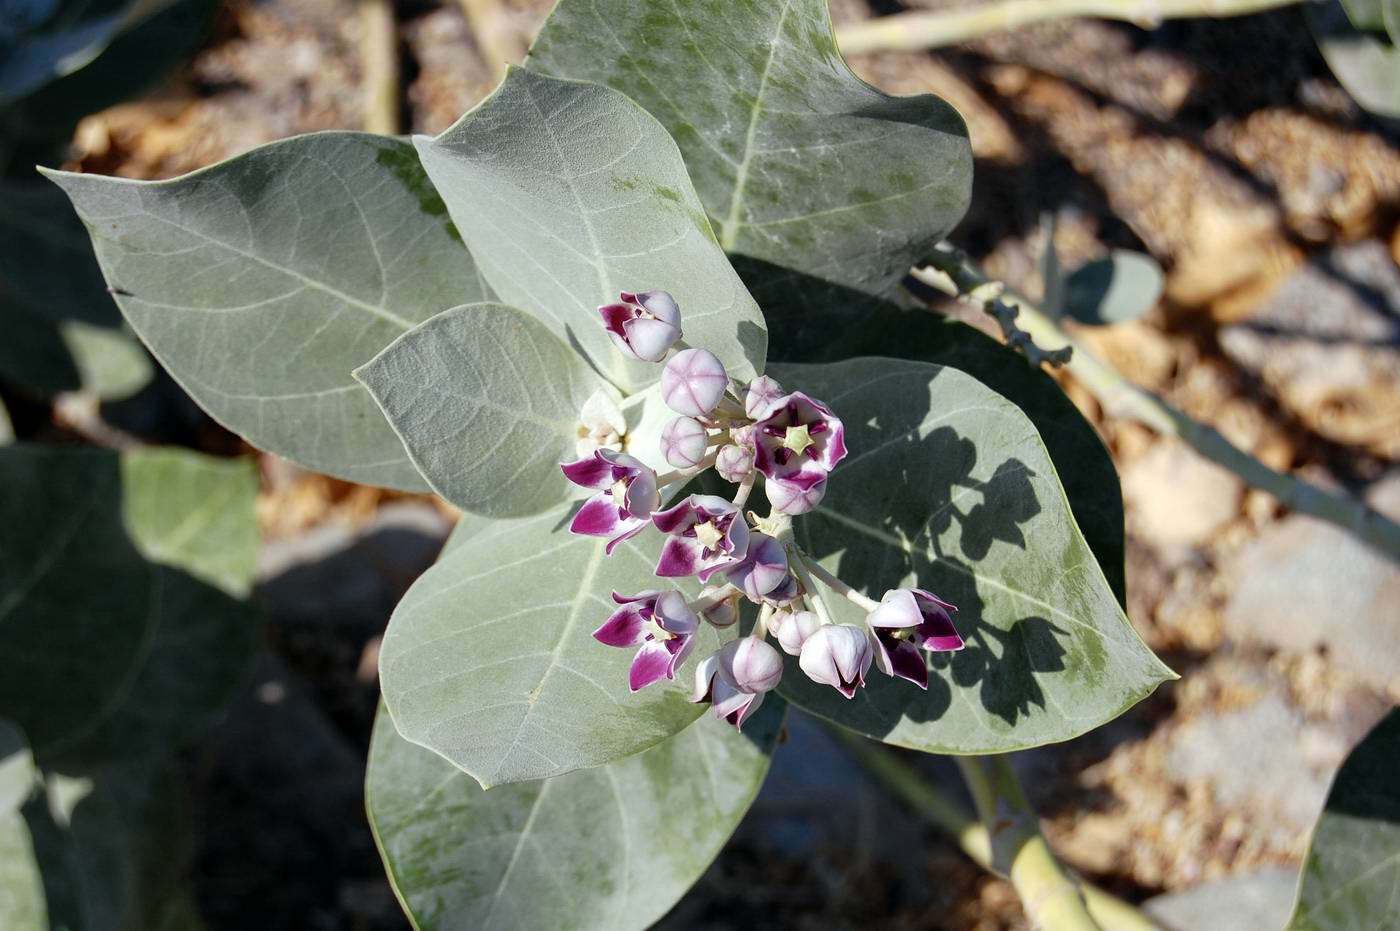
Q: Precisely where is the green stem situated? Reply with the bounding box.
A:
[831,730,1159,930]
[914,252,1400,563]
[788,547,838,626]
[834,0,1302,55]
[957,755,1105,931]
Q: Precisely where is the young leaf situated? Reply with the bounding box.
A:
[413,67,768,393]
[775,359,1172,752]
[0,445,259,766]
[1062,250,1164,327]
[44,133,495,490]
[527,0,973,312]
[355,303,604,517]
[1287,709,1400,930]
[378,506,726,787]
[367,698,782,930]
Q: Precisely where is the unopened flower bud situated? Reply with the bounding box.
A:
[772,609,821,656]
[598,290,682,362]
[661,348,728,417]
[695,584,740,628]
[725,532,788,602]
[660,415,709,469]
[726,637,784,693]
[766,476,827,515]
[798,624,872,699]
[714,443,753,482]
[744,375,785,418]
[730,423,756,449]
[690,638,780,731]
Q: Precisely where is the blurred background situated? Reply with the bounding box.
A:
[1,0,1397,928]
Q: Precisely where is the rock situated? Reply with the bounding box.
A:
[1122,440,1243,549]
[1223,474,1400,693]
[1166,693,1330,844]
[1219,241,1400,455]
[1144,868,1299,931]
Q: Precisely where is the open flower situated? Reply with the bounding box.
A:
[753,392,847,495]
[575,389,627,457]
[866,589,964,689]
[561,449,659,554]
[651,494,749,581]
[661,348,728,417]
[725,532,789,602]
[798,624,872,699]
[593,590,698,691]
[598,290,682,362]
[691,638,783,730]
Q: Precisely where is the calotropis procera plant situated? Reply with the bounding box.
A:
[45,0,1178,926]
[562,292,968,725]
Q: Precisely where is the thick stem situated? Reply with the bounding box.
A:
[957,756,1104,931]
[803,556,881,612]
[732,470,756,509]
[835,0,1301,54]
[54,393,143,450]
[914,253,1400,562]
[358,0,400,135]
[831,730,1161,930]
[654,450,719,488]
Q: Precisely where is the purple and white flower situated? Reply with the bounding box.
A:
[744,375,786,419]
[753,392,847,492]
[695,584,741,628]
[593,590,698,692]
[661,348,728,417]
[762,571,801,607]
[598,290,682,362]
[798,624,872,699]
[561,449,659,554]
[771,608,822,656]
[651,494,749,581]
[714,443,753,483]
[725,532,789,602]
[866,588,964,689]
[660,415,710,470]
[691,638,784,730]
[765,476,827,515]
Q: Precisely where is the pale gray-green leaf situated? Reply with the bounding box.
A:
[379,505,726,787]
[1309,0,1400,118]
[355,303,603,517]
[43,133,496,489]
[121,447,259,598]
[0,399,12,445]
[774,359,1172,752]
[367,698,781,931]
[1287,709,1400,930]
[413,67,767,393]
[0,445,258,766]
[1063,250,1164,326]
[528,0,973,309]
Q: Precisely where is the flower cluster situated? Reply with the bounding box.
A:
[561,290,964,728]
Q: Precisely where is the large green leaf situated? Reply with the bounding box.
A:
[528,0,973,316]
[836,305,1126,606]
[774,358,1170,752]
[367,697,781,931]
[44,133,496,490]
[379,505,727,787]
[1288,709,1400,930]
[413,67,768,393]
[0,758,194,931]
[0,719,34,819]
[356,303,604,517]
[1309,0,1400,119]
[0,445,259,766]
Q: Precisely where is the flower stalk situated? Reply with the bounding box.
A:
[914,248,1400,562]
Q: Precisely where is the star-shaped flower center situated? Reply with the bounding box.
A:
[646,616,675,642]
[693,519,724,550]
[782,423,814,457]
